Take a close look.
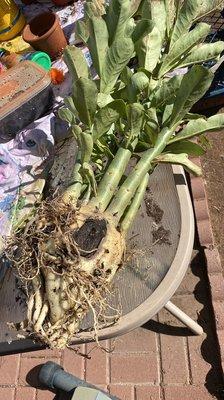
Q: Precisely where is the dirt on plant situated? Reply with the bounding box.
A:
[201,127,224,271]
[144,190,171,246]
[152,226,172,246]
[144,190,164,224]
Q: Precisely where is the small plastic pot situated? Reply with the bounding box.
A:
[22,12,67,60]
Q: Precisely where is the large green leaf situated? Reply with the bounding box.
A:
[196,0,224,19]
[138,0,151,18]
[63,46,89,81]
[85,0,105,18]
[80,132,94,163]
[164,0,177,35]
[184,112,205,120]
[178,41,224,69]
[155,153,202,175]
[131,71,149,92]
[105,0,142,44]
[64,96,78,117]
[97,93,114,108]
[150,0,167,42]
[105,0,131,45]
[75,19,89,44]
[87,17,109,76]
[169,1,223,44]
[141,0,167,40]
[125,103,145,149]
[169,65,214,127]
[114,68,140,103]
[151,75,182,108]
[144,108,159,145]
[165,140,205,156]
[132,19,154,43]
[100,37,134,94]
[159,22,211,77]
[170,0,201,46]
[58,107,75,125]
[136,26,162,73]
[92,100,126,140]
[125,18,136,37]
[129,0,142,16]
[169,114,224,143]
[162,104,174,125]
[120,66,133,85]
[73,78,98,127]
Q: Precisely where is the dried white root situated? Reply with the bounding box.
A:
[7,201,125,349]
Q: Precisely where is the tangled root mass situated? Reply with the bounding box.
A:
[6,199,124,349]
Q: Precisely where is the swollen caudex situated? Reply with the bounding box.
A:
[7,200,125,349]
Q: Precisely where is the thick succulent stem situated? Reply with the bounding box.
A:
[121,173,149,233]
[90,147,132,211]
[63,155,83,205]
[108,128,173,223]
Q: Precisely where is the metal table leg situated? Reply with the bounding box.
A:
[164,301,204,335]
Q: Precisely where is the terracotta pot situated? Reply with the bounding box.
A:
[22,12,67,60]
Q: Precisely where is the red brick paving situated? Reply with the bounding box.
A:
[0,312,221,399]
[0,168,224,399]
[164,386,216,400]
[110,353,158,384]
[86,342,108,384]
[0,387,15,400]
[110,385,135,399]
[36,389,56,400]
[135,385,161,400]
[15,386,36,400]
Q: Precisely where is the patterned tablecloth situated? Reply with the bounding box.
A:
[0,0,85,251]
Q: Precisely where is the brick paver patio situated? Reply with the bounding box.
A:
[0,244,223,400]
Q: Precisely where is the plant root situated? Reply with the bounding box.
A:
[6,199,125,349]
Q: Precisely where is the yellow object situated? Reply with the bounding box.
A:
[1,35,31,54]
[0,0,26,41]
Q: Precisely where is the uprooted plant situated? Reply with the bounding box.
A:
[6,0,224,348]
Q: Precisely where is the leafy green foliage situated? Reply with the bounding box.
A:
[72,78,98,127]
[170,114,224,143]
[150,75,182,108]
[168,66,214,127]
[61,0,224,197]
[135,25,162,73]
[178,41,224,68]
[64,46,89,81]
[159,22,211,76]
[100,37,134,94]
[155,152,202,176]
[88,17,108,76]
[165,140,205,156]
[125,103,144,149]
[58,107,75,125]
[93,100,126,140]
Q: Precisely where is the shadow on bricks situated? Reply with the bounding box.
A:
[192,244,224,400]
[143,237,224,400]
